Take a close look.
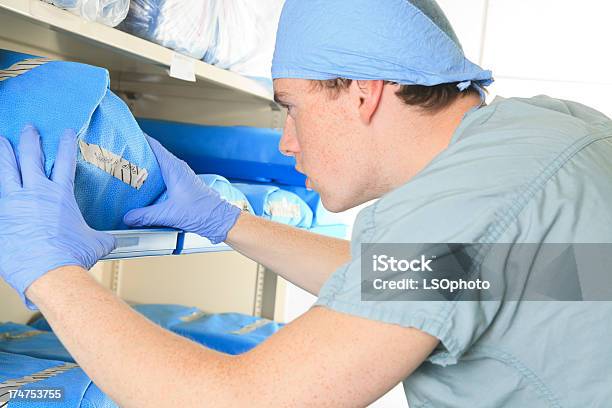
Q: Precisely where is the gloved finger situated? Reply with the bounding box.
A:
[18,125,47,187]
[123,202,170,228]
[93,230,117,260]
[51,129,78,189]
[145,135,192,190]
[0,136,22,196]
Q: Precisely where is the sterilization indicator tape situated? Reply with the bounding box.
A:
[0,58,53,82]
[79,140,149,190]
[0,363,78,404]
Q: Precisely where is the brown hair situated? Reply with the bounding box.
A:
[311,78,481,115]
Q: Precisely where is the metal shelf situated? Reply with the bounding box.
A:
[102,225,345,260]
[0,1,303,261]
[175,233,232,255]
[0,2,293,325]
[104,229,180,260]
[103,229,232,260]
[0,0,279,127]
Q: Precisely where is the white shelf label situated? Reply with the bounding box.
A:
[169,52,196,82]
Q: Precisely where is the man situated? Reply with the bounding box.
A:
[1,0,611,407]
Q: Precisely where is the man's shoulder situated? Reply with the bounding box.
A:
[360,96,612,243]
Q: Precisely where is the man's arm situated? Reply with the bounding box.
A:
[2,126,438,407]
[226,212,350,295]
[27,266,438,408]
[121,135,350,296]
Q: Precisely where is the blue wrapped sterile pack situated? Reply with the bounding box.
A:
[156,174,253,213]
[31,305,285,356]
[0,50,166,231]
[0,351,117,407]
[233,183,313,228]
[171,312,284,355]
[0,323,74,363]
[137,118,305,186]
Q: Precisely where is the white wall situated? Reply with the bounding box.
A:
[440,0,612,116]
[115,252,260,315]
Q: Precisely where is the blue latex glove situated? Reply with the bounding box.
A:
[0,126,116,309]
[123,136,241,244]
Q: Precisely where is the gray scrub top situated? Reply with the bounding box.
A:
[315,96,612,407]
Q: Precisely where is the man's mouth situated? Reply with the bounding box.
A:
[295,165,314,190]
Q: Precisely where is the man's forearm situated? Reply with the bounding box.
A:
[26,266,243,408]
[226,212,351,295]
[25,265,438,408]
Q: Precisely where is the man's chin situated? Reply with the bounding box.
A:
[319,192,351,214]
[321,189,380,214]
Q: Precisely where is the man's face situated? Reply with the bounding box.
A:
[273,78,377,212]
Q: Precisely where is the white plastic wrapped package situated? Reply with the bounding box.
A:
[204,0,285,81]
[42,0,130,27]
[119,0,284,80]
[118,0,219,60]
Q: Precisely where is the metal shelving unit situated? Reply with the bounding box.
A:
[0,0,283,260]
[0,1,295,321]
[102,230,232,260]
[0,0,282,128]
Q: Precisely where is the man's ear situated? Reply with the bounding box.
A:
[355,80,385,124]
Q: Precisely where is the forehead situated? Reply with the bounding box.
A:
[273,78,314,99]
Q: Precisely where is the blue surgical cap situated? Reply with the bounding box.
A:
[272,0,493,91]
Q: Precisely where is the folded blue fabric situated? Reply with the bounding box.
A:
[274,185,319,210]
[0,50,166,230]
[155,174,254,213]
[131,304,202,329]
[30,304,202,332]
[199,175,253,213]
[170,313,284,355]
[27,317,52,332]
[233,183,313,228]
[31,305,284,356]
[137,118,305,186]
[0,351,115,407]
[268,185,348,237]
[80,382,118,408]
[276,185,346,226]
[0,323,73,363]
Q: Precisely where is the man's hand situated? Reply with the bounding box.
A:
[0,125,116,309]
[123,135,241,244]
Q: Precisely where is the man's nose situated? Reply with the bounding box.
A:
[279,115,299,157]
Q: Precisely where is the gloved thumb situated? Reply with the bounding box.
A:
[123,203,168,227]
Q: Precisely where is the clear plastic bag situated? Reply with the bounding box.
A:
[118,0,219,59]
[204,0,284,81]
[42,0,130,27]
[118,0,284,80]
